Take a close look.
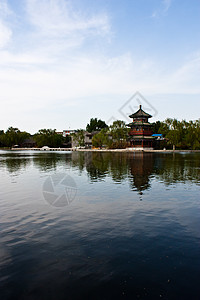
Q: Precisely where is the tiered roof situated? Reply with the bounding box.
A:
[129,105,152,119]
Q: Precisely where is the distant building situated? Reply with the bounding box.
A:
[84,131,99,148]
[21,138,36,148]
[71,131,99,148]
[127,105,154,150]
[63,130,75,137]
[152,134,164,140]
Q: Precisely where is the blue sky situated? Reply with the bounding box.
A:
[0,0,200,133]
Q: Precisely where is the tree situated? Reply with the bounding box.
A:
[184,120,200,149]
[86,118,108,133]
[34,129,63,147]
[109,120,129,148]
[156,118,200,150]
[63,135,72,147]
[0,127,30,147]
[151,121,162,134]
[92,128,110,148]
[71,129,85,147]
[92,121,130,149]
[165,119,185,150]
[0,130,4,147]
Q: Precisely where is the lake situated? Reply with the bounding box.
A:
[0,151,199,299]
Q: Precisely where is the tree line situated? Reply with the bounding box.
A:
[0,117,199,149]
[152,118,200,150]
[67,118,200,150]
[0,128,70,148]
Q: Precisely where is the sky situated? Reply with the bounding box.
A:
[0,0,200,133]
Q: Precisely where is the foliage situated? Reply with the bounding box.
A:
[63,135,71,147]
[0,130,4,147]
[152,118,200,150]
[184,120,200,149]
[92,120,130,149]
[1,118,200,150]
[34,129,63,147]
[0,127,30,147]
[86,118,108,133]
[109,120,130,148]
[92,128,110,148]
[151,121,161,134]
[71,129,85,147]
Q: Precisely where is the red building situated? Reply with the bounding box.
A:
[127,105,154,149]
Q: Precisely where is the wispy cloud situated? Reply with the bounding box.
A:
[0,0,111,65]
[26,0,110,38]
[163,0,172,13]
[0,20,11,48]
[151,0,172,18]
[0,0,11,17]
[0,0,12,48]
[0,0,199,132]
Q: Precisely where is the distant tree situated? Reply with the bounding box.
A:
[0,127,30,147]
[151,121,162,134]
[0,130,4,147]
[184,120,200,149]
[164,119,186,150]
[63,135,72,147]
[92,128,110,148]
[157,122,170,137]
[109,120,129,148]
[34,129,63,147]
[86,118,108,133]
[71,129,85,147]
[155,118,200,150]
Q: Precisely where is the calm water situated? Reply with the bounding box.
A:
[0,151,199,300]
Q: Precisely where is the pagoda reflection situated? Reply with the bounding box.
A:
[128,152,154,195]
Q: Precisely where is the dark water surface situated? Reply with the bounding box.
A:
[0,151,199,300]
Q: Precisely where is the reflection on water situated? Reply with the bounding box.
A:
[71,151,200,190]
[0,150,200,300]
[1,151,199,189]
[0,153,31,173]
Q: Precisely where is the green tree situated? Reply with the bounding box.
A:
[0,130,4,147]
[109,120,129,148]
[34,129,63,147]
[63,135,72,147]
[158,122,170,136]
[184,120,200,149]
[92,128,110,148]
[1,127,30,147]
[86,118,108,133]
[151,121,162,134]
[71,129,85,147]
[165,119,186,150]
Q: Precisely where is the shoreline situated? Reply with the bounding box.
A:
[1,148,200,153]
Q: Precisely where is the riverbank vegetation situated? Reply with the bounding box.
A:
[91,118,200,150]
[0,118,199,149]
[152,119,200,150]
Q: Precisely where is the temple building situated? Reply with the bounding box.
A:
[127,105,154,150]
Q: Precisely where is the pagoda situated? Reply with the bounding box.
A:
[127,105,154,149]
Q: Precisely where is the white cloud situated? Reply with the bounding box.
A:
[0,20,11,48]
[163,0,172,13]
[169,53,200,93]
[151,0,172,18]
[1,51,200,110]
[26,0,110,38]
[0,50,200,132]
[0,0,199,132]
[0,0,13,48]
[0,0,11,17]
